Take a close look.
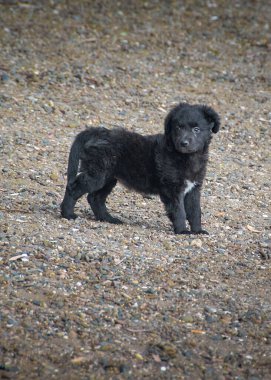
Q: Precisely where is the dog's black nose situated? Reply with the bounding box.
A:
[180,140,189,147]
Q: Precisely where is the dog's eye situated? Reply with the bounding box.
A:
[193,127,200,133]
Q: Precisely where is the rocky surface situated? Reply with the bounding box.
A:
[0,1,270,379]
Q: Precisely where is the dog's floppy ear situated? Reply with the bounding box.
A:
[164,110,173,149]
[164,110,172,136]
[164,103,187,135]
[201,105,220,133]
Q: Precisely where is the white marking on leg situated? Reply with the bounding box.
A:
[184,180,196,195]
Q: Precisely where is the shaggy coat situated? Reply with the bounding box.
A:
[61,103,220,234]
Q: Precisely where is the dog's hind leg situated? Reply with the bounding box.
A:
[87,179,122,224]
[61,172,106,220]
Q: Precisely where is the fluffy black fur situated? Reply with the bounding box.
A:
[61,103,220,234]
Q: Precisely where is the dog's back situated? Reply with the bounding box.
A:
[81,127,161,194]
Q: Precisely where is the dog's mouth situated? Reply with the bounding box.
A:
[176,146,198,154]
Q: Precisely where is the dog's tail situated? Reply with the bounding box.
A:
[66,130,90,184]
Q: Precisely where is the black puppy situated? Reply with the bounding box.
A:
[61,103,220,234]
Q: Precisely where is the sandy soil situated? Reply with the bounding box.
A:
[0,1,270,379]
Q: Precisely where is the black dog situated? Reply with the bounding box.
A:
[61,103,220,234]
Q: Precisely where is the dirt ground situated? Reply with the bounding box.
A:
[0,1,270,379]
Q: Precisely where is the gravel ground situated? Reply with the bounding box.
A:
[0,1,270,379]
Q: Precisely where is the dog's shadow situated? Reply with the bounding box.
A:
[43,184,171,234]
[83,203,170,233]
[105,189,171,232]
[42,198,169,234]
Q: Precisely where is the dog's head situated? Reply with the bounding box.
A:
[164,103,220,153]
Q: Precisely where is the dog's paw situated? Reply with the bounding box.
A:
[175,229,191,235]
[61,212,78,220]
[175,229,209,235]
[98,215,123,224]
[192,229,209,235]
[108,217,123,225]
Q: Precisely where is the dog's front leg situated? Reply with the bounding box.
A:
[184,187,208,234]
[160,191,188,234]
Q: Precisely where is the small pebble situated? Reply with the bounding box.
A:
[190,239,203,248]
[1,73,9,82]
[204,306,218,314]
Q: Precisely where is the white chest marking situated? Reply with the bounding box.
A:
[184,180,196,195]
